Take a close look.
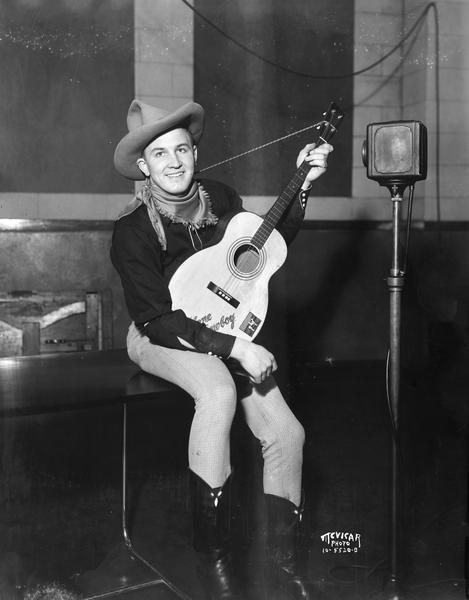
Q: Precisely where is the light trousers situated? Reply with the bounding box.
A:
[127,323,305,506]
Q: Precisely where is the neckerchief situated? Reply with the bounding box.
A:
[116,179,218,251]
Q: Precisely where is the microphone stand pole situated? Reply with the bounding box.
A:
[384,182,408,600]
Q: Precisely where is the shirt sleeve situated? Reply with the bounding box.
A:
[110,221,236,358]
[275,187,311,245]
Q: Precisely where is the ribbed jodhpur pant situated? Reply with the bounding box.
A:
[127,323,305,506]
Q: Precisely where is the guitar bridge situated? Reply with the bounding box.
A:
[207,282,240,308]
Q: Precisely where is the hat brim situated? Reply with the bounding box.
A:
[114,102,204,180]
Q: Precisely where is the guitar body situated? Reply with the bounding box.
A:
[169,212,287,341]
[169,102,344,343]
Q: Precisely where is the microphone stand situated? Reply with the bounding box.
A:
[383,182,408,600]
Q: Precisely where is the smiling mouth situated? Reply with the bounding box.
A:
[166,171,185,178]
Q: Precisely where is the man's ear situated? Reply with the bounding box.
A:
[137,158,150,177]
[193,146,198,164]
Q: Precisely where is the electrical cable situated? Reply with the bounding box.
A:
[187,0,442,268]
[198,17,426,174]
[429,3,441,238]
[193,0,440,229]
[182,0,435,80]
[403,184,415,277]
[350,13,427,111]
[385,348,401,450]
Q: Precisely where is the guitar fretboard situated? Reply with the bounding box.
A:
[250,161,310,250]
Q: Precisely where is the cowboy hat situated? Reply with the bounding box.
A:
[114,99,205,180]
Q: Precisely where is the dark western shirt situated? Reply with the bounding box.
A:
[110,178,310,358]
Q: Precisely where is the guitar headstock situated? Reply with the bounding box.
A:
[316,102,344,144]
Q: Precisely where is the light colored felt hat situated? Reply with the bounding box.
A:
[114,99,205,180]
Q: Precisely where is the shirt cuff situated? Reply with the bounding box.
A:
[196,325,236,359]
[299,187,311,210]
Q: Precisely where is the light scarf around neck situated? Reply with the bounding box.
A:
[116,179,218,251]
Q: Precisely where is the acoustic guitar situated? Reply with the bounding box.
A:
[169,103,344,342]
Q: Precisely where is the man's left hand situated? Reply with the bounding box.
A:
[296,143,334,190]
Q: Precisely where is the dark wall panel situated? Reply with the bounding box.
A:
[194,0,354,197]
[3,226,466,368]
[0,0,134,194]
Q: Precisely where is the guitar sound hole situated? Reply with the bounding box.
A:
[233,244,260,275]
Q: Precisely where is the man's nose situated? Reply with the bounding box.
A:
[168,151,182,167]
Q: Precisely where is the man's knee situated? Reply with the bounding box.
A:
[291,419,306,451]
[275,418,305,460]
[195,380,237,421]
[260,418,305,464]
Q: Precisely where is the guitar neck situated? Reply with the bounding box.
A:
[250,102,344,251]
[251,160,310,250]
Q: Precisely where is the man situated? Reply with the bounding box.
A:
[111,99,332,600]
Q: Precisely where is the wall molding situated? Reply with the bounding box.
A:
[2,218,469,233]
[0,219,114,232]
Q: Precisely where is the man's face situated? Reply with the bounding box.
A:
[139,128,196,196]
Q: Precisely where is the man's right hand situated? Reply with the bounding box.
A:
[229,338,277,384]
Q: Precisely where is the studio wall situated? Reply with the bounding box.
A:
[193,0,354,198]
[0,0,134,195]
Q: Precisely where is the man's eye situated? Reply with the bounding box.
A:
[155,151,165,158]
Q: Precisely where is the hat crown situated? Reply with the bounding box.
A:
[127,100,170,132]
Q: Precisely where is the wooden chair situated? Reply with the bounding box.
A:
[0,290,113,357]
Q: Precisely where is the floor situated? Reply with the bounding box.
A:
[0,324,468,600]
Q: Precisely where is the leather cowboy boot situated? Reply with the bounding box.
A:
[189,470,240,600]
[265,493,322,600]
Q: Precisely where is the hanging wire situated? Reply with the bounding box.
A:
[350,13,427,110]
[181,0,435,80]
[188,1,441,233]
[403,185,415,277]
[429,3,441,237]
[198,15,424,175]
